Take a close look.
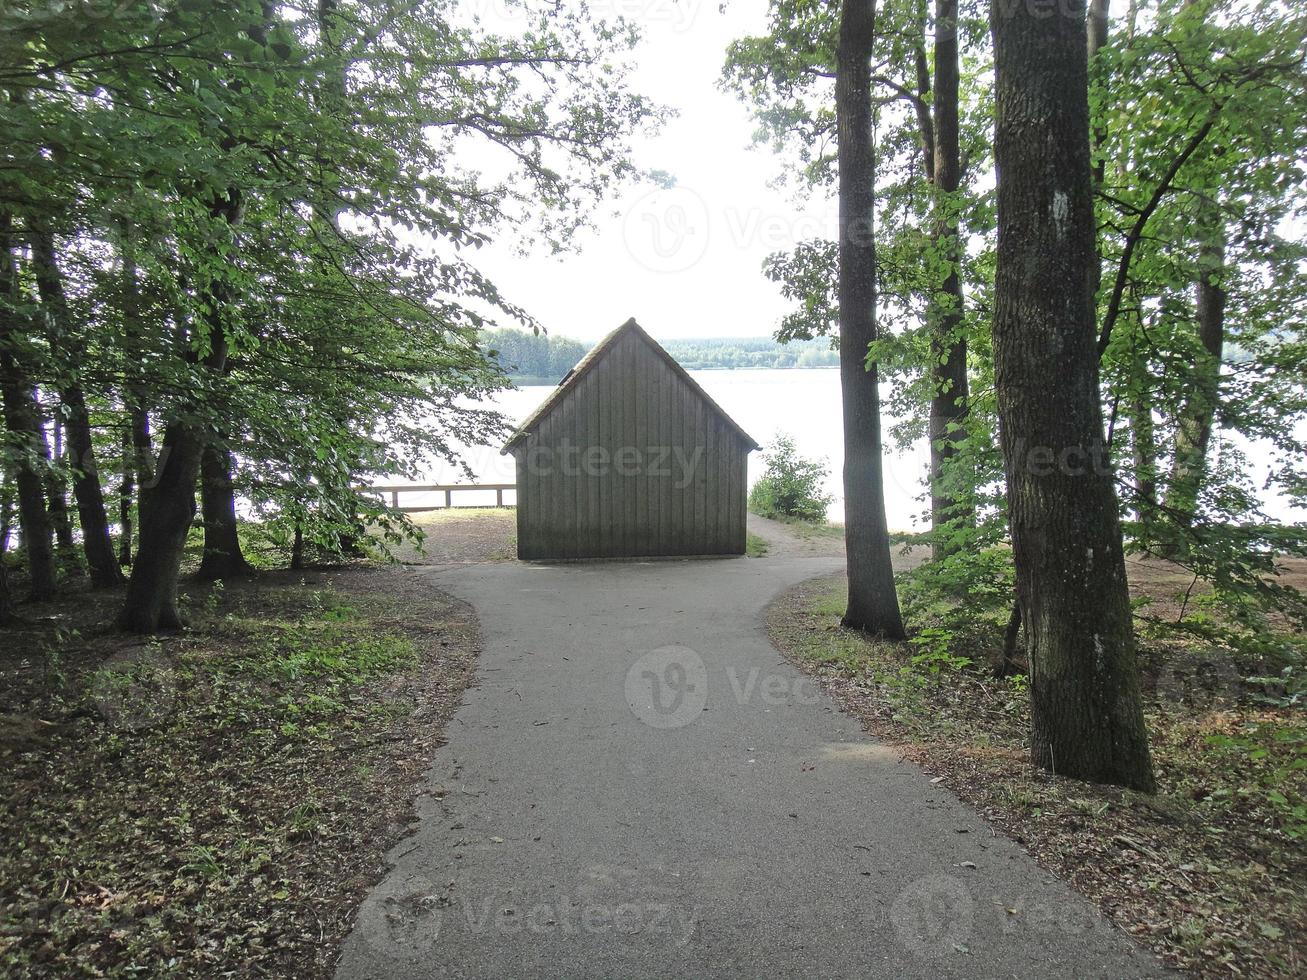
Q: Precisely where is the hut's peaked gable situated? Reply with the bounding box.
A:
[502,318,759,454]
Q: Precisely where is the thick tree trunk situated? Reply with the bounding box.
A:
[0,216,57,600]
[196,441,251,580]
[1,386,57,601]
[836,0,906,639]
[31,229,124,586]
[119,191,239,632]
[1087,0,1110,295]
[990,0,1155,792]
[118,421,204,632]
[927,0,971,559]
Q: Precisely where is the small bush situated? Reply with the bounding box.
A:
[748,434,833,522]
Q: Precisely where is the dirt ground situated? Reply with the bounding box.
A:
[389,508,517,564]
[0,564,481,978]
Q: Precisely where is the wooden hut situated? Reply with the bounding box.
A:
[502,318,758,559]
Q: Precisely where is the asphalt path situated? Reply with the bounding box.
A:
[335,543,1165,979]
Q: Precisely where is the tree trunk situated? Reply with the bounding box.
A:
[836,0,906,639]
[118,222,155,531]
[927,0,971,559]
[290,522,305,570]
[1130,382,1158,521]
[119,426,134,566]
[0,545,13,624]
[118,421,204,632]
[30,228,124,586]
[1087,0,1110,297]
[129,405,153,525]
[44,415,76,556]
[196,441,251,580]
[990,0,1155,791]
[119,191,239,632]
[0,215,57,600]
[1162,233,1225,544]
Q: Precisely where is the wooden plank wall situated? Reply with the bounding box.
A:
[514,330,749,559]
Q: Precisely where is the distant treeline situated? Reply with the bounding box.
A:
[482,328,589,383]
[482,328,838,382]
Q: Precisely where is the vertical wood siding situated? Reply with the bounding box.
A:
[513,330,750,559]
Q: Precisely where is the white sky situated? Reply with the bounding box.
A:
[470,0,836,344]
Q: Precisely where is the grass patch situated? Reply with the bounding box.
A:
[745,532,769,558]
[0,566,479,978]
[767,571,1307,979]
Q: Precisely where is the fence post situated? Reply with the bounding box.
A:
[496,488,503,507]
[444,488,452,508]
[391,490,399,509]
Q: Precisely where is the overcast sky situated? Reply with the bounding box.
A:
[471,0,835,344]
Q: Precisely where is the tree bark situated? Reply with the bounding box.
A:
[990,0,1155,791]
[1130,381,1158,522]
[0,544,13,624]
[119,426,134,566]
[927,0,972,559]
[0,215,58,600]
[118,420,204,631]
[44,415,76,556]
[30,229,124,586]
[837,0,906,638]
[290,522,305,570]
[118,221,155,531]
[1163,232,1225,544]
[196,441,251,580]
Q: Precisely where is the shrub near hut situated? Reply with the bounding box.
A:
[748,435,833,523]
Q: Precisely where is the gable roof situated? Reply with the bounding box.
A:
[501,318,760,454]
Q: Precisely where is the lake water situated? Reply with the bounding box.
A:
[406,367,1302,530]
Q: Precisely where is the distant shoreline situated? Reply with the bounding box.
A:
[508,364,840,386]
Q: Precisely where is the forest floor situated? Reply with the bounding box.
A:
[0,561,481,978]
[765,559,1307,979]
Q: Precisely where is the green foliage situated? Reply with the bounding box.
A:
[747,434,832,521]
[1205,724,1307,839]
[726,0,1307,666]
[0,0,662,582]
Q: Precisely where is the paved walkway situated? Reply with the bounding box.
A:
[335,539,1164,978]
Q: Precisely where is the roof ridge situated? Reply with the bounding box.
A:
[500,318,759,454]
